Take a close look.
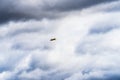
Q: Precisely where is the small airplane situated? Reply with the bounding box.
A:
[50,38,56,41]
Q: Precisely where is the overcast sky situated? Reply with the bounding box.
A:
[0,0,120,80]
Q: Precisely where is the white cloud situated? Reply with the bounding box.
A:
[0,2,120,80]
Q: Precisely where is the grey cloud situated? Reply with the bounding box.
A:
[0,11,34,24]
[0,0,118,24]
[89,77,120,80]
[87,22,120,36]
[0,5,120,80]
[45,0,117,11]
[41,73,70,80]
[9,28,40,37]
[11,42,51,51]
[88,71,120,80]
[17,69,71,80]
[94,1,120,13]
[89,25,118,34]
[0,0,30,24]
[14,69,120,80]
[8,26,48,37]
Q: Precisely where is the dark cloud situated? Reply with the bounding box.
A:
[45,0,117,11]
[89,75,120,80]
[0,0,118,24]
[0,11,33,24]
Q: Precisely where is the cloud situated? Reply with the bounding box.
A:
[0,11,120,80]
[0,1,120,80]
[0,0,118,23]
[81,0,120,14]
[43,0,117,11]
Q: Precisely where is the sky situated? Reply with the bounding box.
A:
[0,0,120,80]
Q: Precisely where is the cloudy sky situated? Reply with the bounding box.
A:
[0,0,120,80]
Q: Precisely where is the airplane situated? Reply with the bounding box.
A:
[50,38,56,41]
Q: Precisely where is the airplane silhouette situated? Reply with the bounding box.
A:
[50,38,56,41]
